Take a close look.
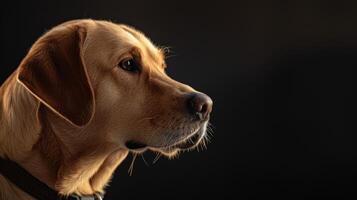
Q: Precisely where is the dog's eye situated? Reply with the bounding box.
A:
[119,58,140,73]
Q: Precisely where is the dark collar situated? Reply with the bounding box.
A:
[0,157,104,200]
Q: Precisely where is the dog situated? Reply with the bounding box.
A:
[0,19,213,200]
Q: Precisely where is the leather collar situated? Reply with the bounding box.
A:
[0,157,104,200]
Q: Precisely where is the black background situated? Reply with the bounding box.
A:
[1,0,357,199]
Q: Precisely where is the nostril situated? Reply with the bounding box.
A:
[201,103,208,114]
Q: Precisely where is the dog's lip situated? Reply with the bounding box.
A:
[152,131,203,155]
[125,140,147,150]
[174,130,203,150]
[125,133,199,152]
[158,125,206,152]
[126,121,208,152]
[126,131,202,152]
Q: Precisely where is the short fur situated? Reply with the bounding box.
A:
[0,19,211,200]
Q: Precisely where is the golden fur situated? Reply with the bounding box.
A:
[0,19,211,200]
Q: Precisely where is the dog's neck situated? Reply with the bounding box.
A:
[0,71,128,198]
[0,71,42,200]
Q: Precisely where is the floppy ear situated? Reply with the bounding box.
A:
[17,25,94,127]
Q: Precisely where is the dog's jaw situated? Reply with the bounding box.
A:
[125,120,210,158]
[155,121,210,157]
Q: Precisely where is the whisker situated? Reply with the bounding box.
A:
[165,54,178,59]
[201,138,207,150]
[128,153,138,176]
[206,123,214,138]
[141,154,149,167]
[153,152,162,164]
[137,115,160,124]
[164,119,179,147]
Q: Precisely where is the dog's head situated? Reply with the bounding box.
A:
[17,19,213,157]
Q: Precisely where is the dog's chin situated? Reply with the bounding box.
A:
[125,123,208,156]
[153,130,206,157]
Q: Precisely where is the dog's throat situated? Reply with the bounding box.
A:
[125,141,147,150]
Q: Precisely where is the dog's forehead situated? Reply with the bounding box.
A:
[94,21,165,67]
[118,25,166,68]
[119,25,158,54]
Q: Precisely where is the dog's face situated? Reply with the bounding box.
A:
[18,20,213,157]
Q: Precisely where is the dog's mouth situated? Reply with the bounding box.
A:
[125,122,208,154]
[125,141,148,150]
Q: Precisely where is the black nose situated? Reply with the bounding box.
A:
[187,92,213,120]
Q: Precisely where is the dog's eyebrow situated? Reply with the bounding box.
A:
[120,25,166,69]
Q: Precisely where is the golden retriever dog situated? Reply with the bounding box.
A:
[0,19,212,200]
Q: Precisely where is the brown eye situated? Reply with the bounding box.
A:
[119,58,140,73]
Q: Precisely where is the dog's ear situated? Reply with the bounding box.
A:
[17,25,94,127]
